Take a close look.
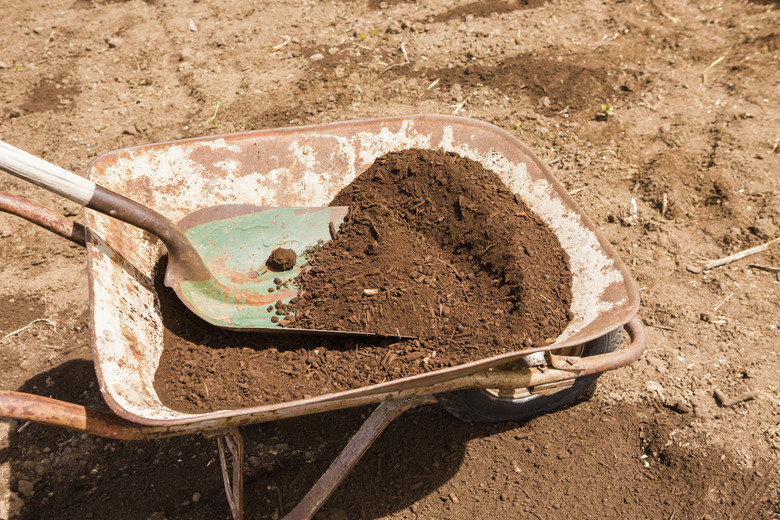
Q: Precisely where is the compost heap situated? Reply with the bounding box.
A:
[154,149,573,413]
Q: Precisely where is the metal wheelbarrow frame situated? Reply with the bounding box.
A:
[0,115,645,519]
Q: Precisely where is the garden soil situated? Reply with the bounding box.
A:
[0,0,778,519]
[153,148,572,413]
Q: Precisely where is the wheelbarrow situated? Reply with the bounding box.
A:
[0,115,645,519]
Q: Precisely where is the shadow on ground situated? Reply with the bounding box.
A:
[5,360,497,520]
[5,360,773,519]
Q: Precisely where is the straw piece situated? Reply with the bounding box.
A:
[1,318,56,342]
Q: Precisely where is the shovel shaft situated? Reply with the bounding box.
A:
[0,139,211,282]
[89,186,211,282]
[0,139,95,205]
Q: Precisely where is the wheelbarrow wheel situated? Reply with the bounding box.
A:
[436,329,622,423]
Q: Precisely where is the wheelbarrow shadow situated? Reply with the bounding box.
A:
[5,360,565,520]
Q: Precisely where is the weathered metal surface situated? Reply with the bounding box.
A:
[0,319,645,437]
[547,352,587,371]
[82,115,641,425]
[0,390,194,440]
[0,189,86,246]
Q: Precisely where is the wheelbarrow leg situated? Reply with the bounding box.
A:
[216,429,245,520]
[283,396,435,520]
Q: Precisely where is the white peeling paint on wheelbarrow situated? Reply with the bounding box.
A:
[84,115,639,424]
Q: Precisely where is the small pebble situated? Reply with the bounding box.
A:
[750,218,777,239]
[685,265,702,274]
[309,53,324,61]
[328,47,339,55]
[645,380,665,399]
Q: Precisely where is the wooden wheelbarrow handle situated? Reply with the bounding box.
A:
[0,141,210,282]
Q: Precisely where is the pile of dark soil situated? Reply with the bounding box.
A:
[282,149,572,341]
[154,149,572,413]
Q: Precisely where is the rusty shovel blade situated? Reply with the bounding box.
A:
[171,204,354,333]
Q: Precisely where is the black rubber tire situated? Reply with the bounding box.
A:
[436,328,623,423]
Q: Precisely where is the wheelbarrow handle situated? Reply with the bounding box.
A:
[0,190,86,246]
[0,390,208,440]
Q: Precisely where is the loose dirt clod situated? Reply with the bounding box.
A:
[266,247,297,271]
[154,149,573,413]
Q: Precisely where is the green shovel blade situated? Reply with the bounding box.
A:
[175,205,348,330]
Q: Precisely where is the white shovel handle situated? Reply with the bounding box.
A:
[0,138,211,282]
[0,139,96,206]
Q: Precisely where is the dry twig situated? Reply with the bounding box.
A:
[749,264,780,281]
[568,185,591,196]
[703,237,779,270]
[451,97,471,114]
[271,35,291,50]
[714,389,758,407]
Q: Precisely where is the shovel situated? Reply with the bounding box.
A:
[0,139,360,335]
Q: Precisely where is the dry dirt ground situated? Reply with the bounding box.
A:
[1,0,779,518]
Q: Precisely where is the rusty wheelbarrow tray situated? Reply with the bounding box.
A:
[0,115,645,520]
